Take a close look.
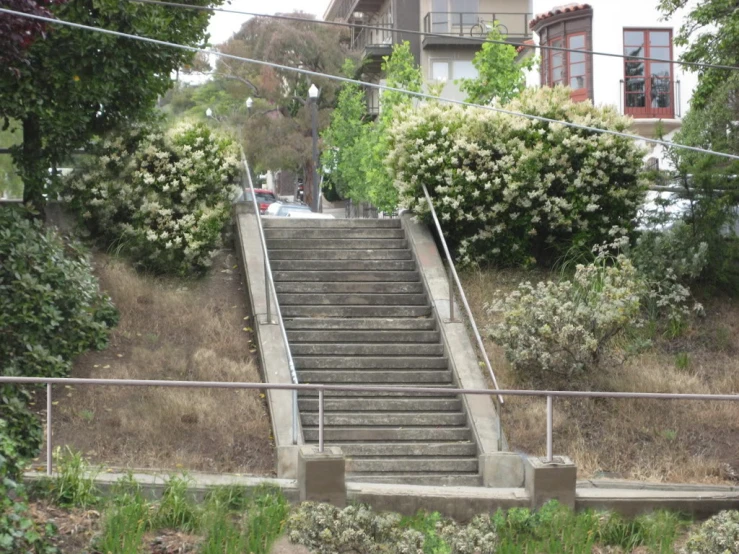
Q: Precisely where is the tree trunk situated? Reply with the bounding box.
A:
[21,114,46,218]
[303,161,315,209]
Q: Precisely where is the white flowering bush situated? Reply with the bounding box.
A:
[438,515,498,554]
[387,86,647,266]
[488,252,643,385]
[682,510,739,554]
[63,122,240,275]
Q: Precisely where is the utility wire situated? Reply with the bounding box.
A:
[128,0,739,72]
[2,6,739,162]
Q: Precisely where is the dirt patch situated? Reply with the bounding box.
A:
[461,268,739,485]
[40,250,275,475]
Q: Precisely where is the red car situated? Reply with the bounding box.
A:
[239,189,277,214]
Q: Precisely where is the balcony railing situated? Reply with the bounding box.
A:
[621,79,681,119]
[423,11,531,39]
[352,22,394,51]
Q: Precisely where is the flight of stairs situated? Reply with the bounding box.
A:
[263,217,481,486]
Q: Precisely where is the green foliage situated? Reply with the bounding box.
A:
[0,0,221,210]
[489,252,643,386]
[0,123,23,199]
[389,87,647,266]
[241,486,289,554]
[47,447,101,508]
[63,122,240,275]
[458,25,535,106]
[682,510,739,554]
[0,208,118,378]
[95,479,151,554]
[153,475,199,533]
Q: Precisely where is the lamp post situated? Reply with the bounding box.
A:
[308,84,321,212]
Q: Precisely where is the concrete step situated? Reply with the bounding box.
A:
[285,318,436,331]
[290,343,444,356]
[298,370,453,384]
[288,330,441,344]
[298,389,457,398]
[270,249,412,261]
[294,357,448,369]
[274,271,420,282]
[271,260,416,272]
[277,282,424,295]
[277,293,428,306]
[302,426,472,442]
[263,219,401,228]
[281,306,432,318]
[347,457,478,473]
[267,239,407,250]
[301,412,468,426]
[264,228,406,240]
[298,397,462,412]
[335,442,478,457]
[344,474,481,486]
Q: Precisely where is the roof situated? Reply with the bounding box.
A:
[529,3,592,29]
[516,39,535,54]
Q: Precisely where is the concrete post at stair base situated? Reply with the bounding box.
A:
[298,446,346,507]
[524,456,577,510]
[277,446,299,479]
[480,452,525,488]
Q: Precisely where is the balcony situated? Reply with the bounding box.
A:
[352,22,394,59]
[422,11,532,48]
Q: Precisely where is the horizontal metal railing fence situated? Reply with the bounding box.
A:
[2,376,737,477]
[241,154,301,446]
[423,11,531,38]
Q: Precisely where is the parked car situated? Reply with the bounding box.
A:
[265,202,334,219]
[235,189,277,215]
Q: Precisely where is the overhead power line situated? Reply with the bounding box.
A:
[128,0,739,73]
[2,6,739,162]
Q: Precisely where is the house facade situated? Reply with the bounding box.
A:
[526,0,699,142]
[324,0,534,108]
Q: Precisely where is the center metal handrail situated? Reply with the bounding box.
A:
[241,155,301,445]
[421,184,504,407]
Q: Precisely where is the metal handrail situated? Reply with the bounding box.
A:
[3,375,737,472]
[421,184,504,406]
[242,155,301,446]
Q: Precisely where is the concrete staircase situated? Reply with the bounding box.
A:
[263,218,481,486]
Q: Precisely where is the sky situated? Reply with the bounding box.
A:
[208,0,331,45]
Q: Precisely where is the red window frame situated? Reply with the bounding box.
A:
[545,32,589,102]
[623,28,674,118]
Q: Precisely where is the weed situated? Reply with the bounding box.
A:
[662,429,678,442]
[152,474,200,533]
[242,487,289,554]
[96,483,151,554]
[79,409,95,423]
[50,447,101,507]
[675,352,691,371]
[401,511,450,554]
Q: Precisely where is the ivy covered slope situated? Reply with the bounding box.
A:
[388,86,647,267]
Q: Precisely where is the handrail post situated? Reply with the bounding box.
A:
[318,387,325,453]
[546,395,553,463]
[265,264,272,324]
[46,384,52,476]
[447,262,455,322]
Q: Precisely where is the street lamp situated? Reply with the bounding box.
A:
[308,84,321,212]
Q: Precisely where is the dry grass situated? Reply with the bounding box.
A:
[461,267,739,485]
[44,251,275,475]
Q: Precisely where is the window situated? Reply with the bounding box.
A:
[623,29,674,118]
[431,0,479,33]
[543,33,589,101]
[430,59,479,82]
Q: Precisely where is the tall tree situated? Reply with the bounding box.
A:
[0,0,63,75]
[216,12,355,207]
[458,25,535,106]
[0,0,219,213]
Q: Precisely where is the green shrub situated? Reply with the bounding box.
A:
[63,122,241,275]
[153,475,199,532]
[683,510,739,554]
[95,481,151,554]
[387,86,647,266]
[0,208,118,380]
[488,253,643,385]
[46,447,101,508]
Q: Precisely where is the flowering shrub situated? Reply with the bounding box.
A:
[438,515,498,554]
[387,87,647,266]
[682,510,739,554]
[63,122,241,275]
[488,252,643,385]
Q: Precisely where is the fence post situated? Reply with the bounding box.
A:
[546,395,553,463]
[318,388,325,453]
[46,384,52,476]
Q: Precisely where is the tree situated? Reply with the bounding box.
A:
[0,0,62,76]
[0,0,219,213]
[458,25,535,105]
[216,13,355,207]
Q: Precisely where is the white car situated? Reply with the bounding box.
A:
[265,202,334,219]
